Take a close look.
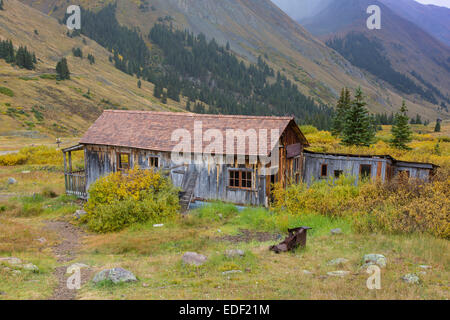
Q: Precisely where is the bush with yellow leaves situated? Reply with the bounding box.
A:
[272,169,449,239]
[83,167,180,233]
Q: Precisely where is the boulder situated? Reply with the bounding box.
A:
[73,209,87,220]
[302,270,313,276]
[93,268,137,284]
[330,228,343,235]
[225,249,245,258]
[327,258,349,266]
[0,257,22,266]
[7,178,17,185]
[401,274,420,284]
[419,265,432,270]
[363,254,387,268]
[35,237,47,244]
[327,271,350,277]
[222,270,242,275]
[23,263,39,272]
[182,252,208,266]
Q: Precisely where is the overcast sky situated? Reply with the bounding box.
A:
[415,0,450,8]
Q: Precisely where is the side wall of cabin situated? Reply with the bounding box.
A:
[84,144,268,206]
[302,153,391,185]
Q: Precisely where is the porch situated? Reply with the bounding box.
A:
[63,144,87,199]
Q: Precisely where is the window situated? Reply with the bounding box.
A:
[117,153,130,172]
[334,170,343,178]
[229,169,253,190]
[149,156,159,168]
[360,164,372,179]
[320,164,328,177]
[398,170,410,178]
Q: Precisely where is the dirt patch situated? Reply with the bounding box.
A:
[45,220,92,300]
[218,229,281,243]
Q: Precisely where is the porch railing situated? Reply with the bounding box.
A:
[65,170,87,199]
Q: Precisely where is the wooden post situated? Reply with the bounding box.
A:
[68,151,72,174]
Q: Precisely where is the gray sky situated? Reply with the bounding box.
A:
[415,0,450,8]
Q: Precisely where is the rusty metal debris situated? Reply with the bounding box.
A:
[270,227,312,253]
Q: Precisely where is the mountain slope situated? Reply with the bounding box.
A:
[380,0,450,47]
[19,0,446,122]
[296,0,450,113]
[0,0,186,138]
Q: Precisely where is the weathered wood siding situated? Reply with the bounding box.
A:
[302,153,392,185]
[394,162,433,181]
[84,144,268,206]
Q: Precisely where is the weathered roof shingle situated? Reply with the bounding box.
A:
[80,110,306,156]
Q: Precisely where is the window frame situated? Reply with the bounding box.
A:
[320,164,328,178]
[117,152,131,172]
[228,168,253,190]
[360,164,372,180]
[148,155,159,169]
[334,170,344,178]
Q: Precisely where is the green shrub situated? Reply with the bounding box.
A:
[0,86,14,97]
[83,168,180,233]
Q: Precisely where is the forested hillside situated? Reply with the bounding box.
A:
[72,4,334,129]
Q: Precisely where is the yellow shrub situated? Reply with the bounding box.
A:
[83,168,180,233]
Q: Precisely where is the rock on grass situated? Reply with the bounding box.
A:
[182,252,208,266]
[93,268,137,284]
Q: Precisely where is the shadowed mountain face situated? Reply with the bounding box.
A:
[287,0,450,112]
[380,0,450,47]
[13,0,449,121]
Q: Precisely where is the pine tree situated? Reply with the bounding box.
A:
[434,119,441,132]
[341,87,375,147]
[390,100,412,150]
[186,100,191,112]
[0,0,4,10]
[137,80,142,88]
[331,87,351,136]
[56,58,70,80]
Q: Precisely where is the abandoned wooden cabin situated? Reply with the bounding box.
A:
[63,110,308,208]
[302,150,437,185]
[63,110,438,208]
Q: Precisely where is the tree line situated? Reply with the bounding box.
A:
[332,87,440,150]
[0,39,37,70]
[66,4,334,129]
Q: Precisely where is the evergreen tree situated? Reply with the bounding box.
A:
[331,87,351,136]
[390,100,412,150]
[186,100,191,112]
[137,80,142,88]
[434,119,441,132]
[341,87,375,147]
[0,0,4,10]
[56,58,70,80]
[161,91,167,104]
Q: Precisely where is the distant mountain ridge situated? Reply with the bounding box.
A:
[283,0,450,114]
[380,0,450,47]
[10,0,449,126]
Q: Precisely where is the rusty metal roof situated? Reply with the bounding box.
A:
[80,110,307,156]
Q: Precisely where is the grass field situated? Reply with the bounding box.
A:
[0,123,448,300]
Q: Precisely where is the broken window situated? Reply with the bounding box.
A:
[229,169,252,190]
[360,164,372,179]
[398,170,410,178]
[320,164,328,178]
[334,170,343,178]
[149,156,159,168]
[117,153,130,172]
